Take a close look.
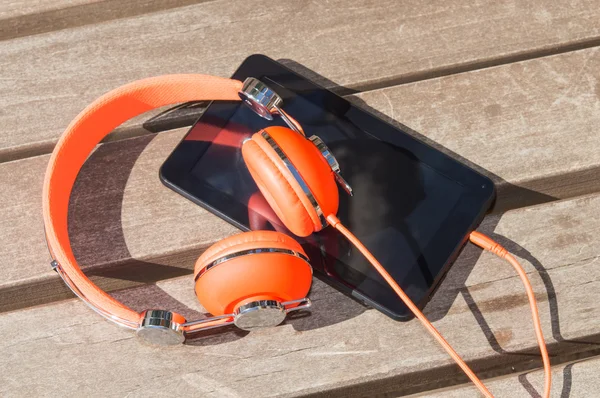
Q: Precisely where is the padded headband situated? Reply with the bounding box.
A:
[43,75,243,327]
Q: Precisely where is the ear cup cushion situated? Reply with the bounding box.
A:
[265,126,339,219]
[242,138,316,237]
[253,130,327,230]
[194,230,304,277]
[194,231,312,315]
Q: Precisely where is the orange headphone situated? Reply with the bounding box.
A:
[43,74,550,397]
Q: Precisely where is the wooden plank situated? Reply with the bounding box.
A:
[0,0,215,41]
[0,129,238,313]
[0,0,100,19]
[3,45,600,313]
[356,47,600,213]
[2,0,600,161]
[413,357,600,397]
[3,191,600,396]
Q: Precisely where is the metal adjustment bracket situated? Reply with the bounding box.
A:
[239,78,352,196]
[50,261,312,346]
[238,77,304,135]
[232,298,312,331]
[184,298,312,333]
[282,298,312,313]
[137,310,186,346]
[138,298,312,345]
[308,135,353,196]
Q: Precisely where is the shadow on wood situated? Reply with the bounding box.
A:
[110,61,598,394]
[67,119,368,343]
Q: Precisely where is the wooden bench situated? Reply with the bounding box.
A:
[3,1,600,396]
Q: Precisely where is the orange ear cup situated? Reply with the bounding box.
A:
[242,126,339,237]
[194,231,312,316]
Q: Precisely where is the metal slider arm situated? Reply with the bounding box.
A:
[181,298,312,334]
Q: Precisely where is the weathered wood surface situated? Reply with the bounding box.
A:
[0,129,238,313]
[3,192,600,396]
[414,357,600,397]
[357,47,600,213]
[0,0,99,19]
[2,0,600,161]
[0,0,214,41]
[4,1,600,396]
[3,44,600,314]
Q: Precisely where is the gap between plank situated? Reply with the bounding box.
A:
[299,340,600,397]
[0,0,219,42]
[3,37,600,165]
[2,167,600,316]
[341,36,600,95]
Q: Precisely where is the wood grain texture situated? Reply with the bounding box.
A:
[356,47,600,213]
[2,0,600,161]
[413,357,600,397]
[0,0,100,19]
[3,192,600,396]
[4,1,600,396]
[0,129,238,313]
[0,0,216,41]
[3,44,600,313]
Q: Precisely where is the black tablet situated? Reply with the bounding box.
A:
[160,54,495,320]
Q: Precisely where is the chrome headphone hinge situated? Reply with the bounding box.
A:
[238,77,304,135]
[179,297,312,336]
[307,135,353,196]
[282,298,312,313]
[333,173,353,196]
[240,78,353,196]
[181,314,235,332]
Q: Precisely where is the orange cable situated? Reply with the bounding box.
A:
[469,231,551,398]
[327,214,551,397]
[327,214,493,397]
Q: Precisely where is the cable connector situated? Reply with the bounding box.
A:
[469,231,508,258]
[467,230,551,397]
